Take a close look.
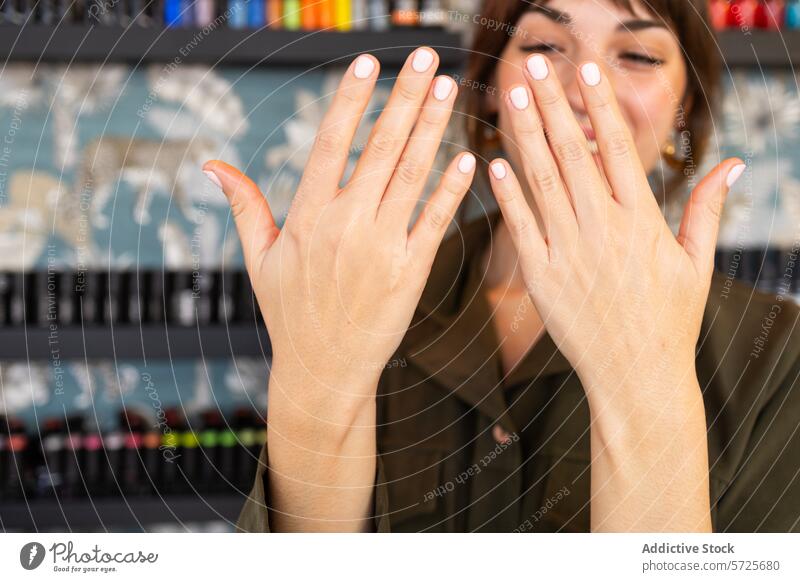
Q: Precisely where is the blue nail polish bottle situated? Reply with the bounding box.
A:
[786,0,800,27]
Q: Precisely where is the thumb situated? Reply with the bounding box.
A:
[203,160,280,271]
[676,158,746,272]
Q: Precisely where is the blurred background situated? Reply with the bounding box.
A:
[0,0,799,532]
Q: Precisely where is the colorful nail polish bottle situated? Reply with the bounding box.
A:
[755,0,785,29]
[728,0,759,28]
[710,0,731,30]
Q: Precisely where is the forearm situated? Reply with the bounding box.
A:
[265,360,379,532]
[584,368,712,532]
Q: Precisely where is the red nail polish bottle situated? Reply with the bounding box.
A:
[728,0,759,28]
[755,0,786,29]
[710,0,731,30]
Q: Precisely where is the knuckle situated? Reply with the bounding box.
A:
[590,99,614,117]
[603,131,632,159]
[229,194,248,220]
[396,159,426,186]
[515,117,545,140]
[441,173,465,197]
[368,131,399,160]
[338,86,363,105]
[536,88,562,108]
[705,198,724,222]
[513,216,532,236]
[533,167,561,193]
[395,80,421,103]
[425,205,450,230]
[314,130,343,155]
[417,109,444,131]
[553,139,589,164]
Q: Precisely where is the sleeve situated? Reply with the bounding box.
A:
[713,354,800,532]
[235,435,391,532]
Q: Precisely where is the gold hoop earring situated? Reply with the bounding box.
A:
[661,139,684,171]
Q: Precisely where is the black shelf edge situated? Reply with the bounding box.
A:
[0,324,271,360]
[718,29,800,68]
[0,495,246,531]
[0,25,465,67]
[0,26,798,68]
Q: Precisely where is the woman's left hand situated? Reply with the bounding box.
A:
[488,55,744,399]
[488,54,746,531]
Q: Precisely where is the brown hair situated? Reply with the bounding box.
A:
[459,0,719,209]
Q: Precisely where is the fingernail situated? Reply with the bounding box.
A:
[509,86,529,110]
[353,55,375,79]
[580,62,601,87]
[491,162,507,180]
[458,153,476,174]
[204,170,222,189]
[412,48,435,73]
[433,76,454,101]
[527,54,548,80]
[726,163,746,188]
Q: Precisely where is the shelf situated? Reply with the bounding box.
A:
[717,29,800,68]
[0,25,465,67]
[0,26,798,68]
[0,495,246,532]
[0,324,272,360]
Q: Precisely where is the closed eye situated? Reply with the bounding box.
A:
[620,52,664,66]
[519,43,562,54]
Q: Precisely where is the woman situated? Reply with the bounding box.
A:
[204,0,800,532]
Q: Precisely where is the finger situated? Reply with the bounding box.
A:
[576,61,654,209]
[203,160,280,271]
[407,152,475,266]
[378,75,457,228]
[677,159,746,272]
[524,54,606,224]
[487,158,548,266]
[347,47,439,202]
[504,83,577,244]
[296,54,379,207]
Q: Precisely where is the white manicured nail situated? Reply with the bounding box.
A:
[353,55,375,79]
[509,86,529,110]
[458,153,476,174]
[726,163,746,188]
[491,162,507,180]
[433,77,454,101]
[527,54,548,80]
[581,62,601,87]
[204,170,222,189]
[412,48,435,72]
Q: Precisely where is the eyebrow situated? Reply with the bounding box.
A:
[526,5,668,32]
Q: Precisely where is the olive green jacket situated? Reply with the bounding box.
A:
[237,213,800,532]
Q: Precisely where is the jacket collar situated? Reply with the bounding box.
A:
[403,212,573,427]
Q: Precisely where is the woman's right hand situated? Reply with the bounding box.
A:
[203,48,475,407]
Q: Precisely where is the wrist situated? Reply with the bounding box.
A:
[267,357,379,441]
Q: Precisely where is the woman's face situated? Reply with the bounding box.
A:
[492,0,688,181]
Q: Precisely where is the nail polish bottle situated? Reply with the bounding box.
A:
[755,0,785,29]
[62,415,85,499]
[2,417,29,499]
[786,0,800,27]
[728,0,759,28]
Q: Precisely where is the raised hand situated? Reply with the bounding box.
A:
[488,54,745,531]
[202,48,475,531]
[204,48,474,391]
